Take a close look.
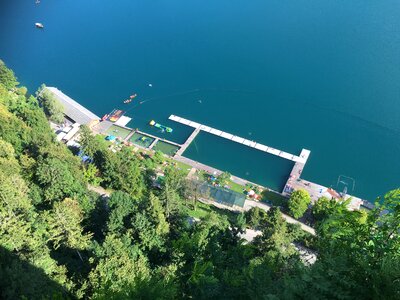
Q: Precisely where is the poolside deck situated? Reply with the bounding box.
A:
[169,114,309,163]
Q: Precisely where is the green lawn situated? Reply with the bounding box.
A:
[226,179,246,194]
[186,201,239,223]
[175,161,192,175]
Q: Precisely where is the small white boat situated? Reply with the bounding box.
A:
[35,23,44,29]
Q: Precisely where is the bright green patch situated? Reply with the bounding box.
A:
[186,201,238,222]
[226,179,246,194]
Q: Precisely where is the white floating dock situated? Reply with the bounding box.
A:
[169,114,309,163]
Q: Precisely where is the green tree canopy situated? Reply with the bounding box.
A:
[0,60,19,90]
[288,189,311,219]
[37,85,64,124]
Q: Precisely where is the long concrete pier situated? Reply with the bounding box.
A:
[169,114,309,163]
[175,125,201,156]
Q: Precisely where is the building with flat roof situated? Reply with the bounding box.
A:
[44,87,100,126]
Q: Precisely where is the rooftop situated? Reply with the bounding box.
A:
[45,87,99,125]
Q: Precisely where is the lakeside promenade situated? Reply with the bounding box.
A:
[49,84,370,213]
[168,115,370,210]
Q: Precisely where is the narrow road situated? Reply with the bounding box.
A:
[87,184,111,197]
[244,200,316,236]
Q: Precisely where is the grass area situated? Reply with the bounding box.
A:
[153,141,180,156]
[186,201,239,222]
[174,160,192,174]
[105,125,132,140]
[129,132,155,148]
[226,179,246,194]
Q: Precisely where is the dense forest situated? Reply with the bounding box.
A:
[0,60,399,299]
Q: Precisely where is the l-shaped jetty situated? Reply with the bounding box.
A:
[169,114,309,164]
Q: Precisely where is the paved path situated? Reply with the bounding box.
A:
[87,184,111,197]
[239,228,317,265]
[243,200,316,235]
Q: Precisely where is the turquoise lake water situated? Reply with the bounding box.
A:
[1,0,399,199]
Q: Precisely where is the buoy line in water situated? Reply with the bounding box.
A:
[124,87,264,113]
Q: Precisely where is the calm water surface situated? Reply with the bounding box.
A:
[1,0,399,200]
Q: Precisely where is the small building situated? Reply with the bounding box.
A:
[44,87,100,127]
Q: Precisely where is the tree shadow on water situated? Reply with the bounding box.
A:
[0,246,70,300]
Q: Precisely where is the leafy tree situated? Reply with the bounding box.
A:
[94,274,178,300]
[79,125,106,158]
[46,198,92,251]
[187,261,220,299]
[0,139,21,176]
[245,206,268,229]
[153,150,165,164]
[311,196,350,223]
[130,212,166,252]
[17,103,55,148]
[84,163,103,186]
[35,156,86,203]
[147,192,169,236]
[183,179,207,210]
[0,104,31,154]
[37,85,64,124]
[288,189,311,219]
[88,234,150,296]
[116,147,145,198]
[95,147,144,198]
[160,166,186,219]
[0,246,70,300]
[217,171,231,186]
[0,60,19,90]
[107,191,139,235]
[253,207,299,271]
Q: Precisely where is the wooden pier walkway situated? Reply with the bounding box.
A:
[169,115,309,163]
[175,125,201,156]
